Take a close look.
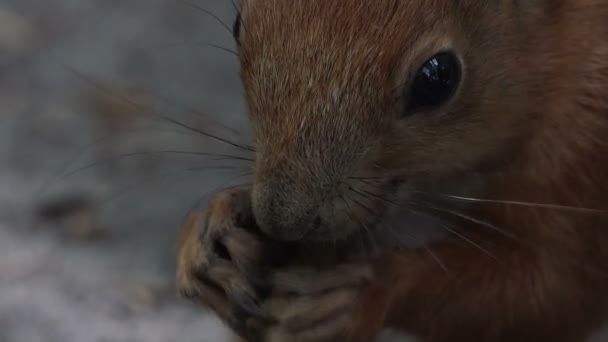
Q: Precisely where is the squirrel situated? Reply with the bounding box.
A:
[177,1,608,341]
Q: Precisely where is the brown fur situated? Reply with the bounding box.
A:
[177,1,608,341]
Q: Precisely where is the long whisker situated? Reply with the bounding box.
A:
[176,0,234,36]
[62,150,253,178]
[156,116,253,152]
[63,66,254,152]
[185,164,250,172]
[338,195,376,256]
[440,223,502,263]
[442,194,608,215]
[347,191,384,255]
[348,186,378,204]
[422,244,450,274]
[353,171,608,218]
[156,42,238,56]
[230,0,246,41]
[101,168,251,208]
[353,178,378,186]
[195,42,238,56]
[353,180,509,260]
[347,185,450,272]
[423,203,519,241]
[28,128,197,208]
[350,183,402,207]
[383,225,449,274]
[338,195,369,252]
[179,172,252,229]
[349,176,392,181]
[150,93,245,139]
[403,206,505,263]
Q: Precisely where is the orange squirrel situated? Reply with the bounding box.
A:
[177,1,608,341]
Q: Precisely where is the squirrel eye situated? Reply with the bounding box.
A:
[233,14,241,43]
[406,51,461,113]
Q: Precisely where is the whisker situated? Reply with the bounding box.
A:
[350,184,402,207]
[156,116,253,152]
[442,194,608,215]
[63,65,254,153]
[62,150,253,179]
[346,193,381,255]
[176,0,234,37]
[440,223,502,264]
[230,0,245,38]
[353,178,374,186]
[383,225,449,274]
[348,186,378,204]
[338,195,375,256]
[349,176,392,181]
[179,172,252,229]
[154,42,238,56]
[351,181,507,263]
[194,42,238,56]
[423,203,519,241]
[420,196,608,278]
[151,93,246,139]
[422,245,450,274]
[402,206,507,263]
[23,128,210,221]
[231,0,241,14]
[347,186,450,272]
[101,167,251,208]
[186,164,249,172]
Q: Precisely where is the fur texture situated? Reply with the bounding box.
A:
[177,1,608,341]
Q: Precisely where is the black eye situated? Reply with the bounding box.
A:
[233,14,241,43]
[407,51,461,112]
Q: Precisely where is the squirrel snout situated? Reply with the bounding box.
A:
[251,182,319,242]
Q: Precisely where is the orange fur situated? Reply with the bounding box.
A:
[177,1,608,341]
[236,1,608,341]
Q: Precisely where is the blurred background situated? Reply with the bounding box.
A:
[0,0,250,341]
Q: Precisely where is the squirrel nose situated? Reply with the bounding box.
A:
[251,182,318,241]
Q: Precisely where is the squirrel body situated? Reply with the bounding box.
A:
[177,1,608,341]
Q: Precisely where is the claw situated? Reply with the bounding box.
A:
[252,279,273,302]
[233,295,263,320]
[192,269,226,296]
[213,239,232,260]
[177,288,196,299]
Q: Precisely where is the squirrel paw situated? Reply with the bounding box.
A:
[176,187,384,341]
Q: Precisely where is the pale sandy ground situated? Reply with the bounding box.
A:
[0,1,606,342]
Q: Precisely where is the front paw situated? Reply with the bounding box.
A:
[176,187,270,331]
[176,187,388,341]
[258,263,385,342]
